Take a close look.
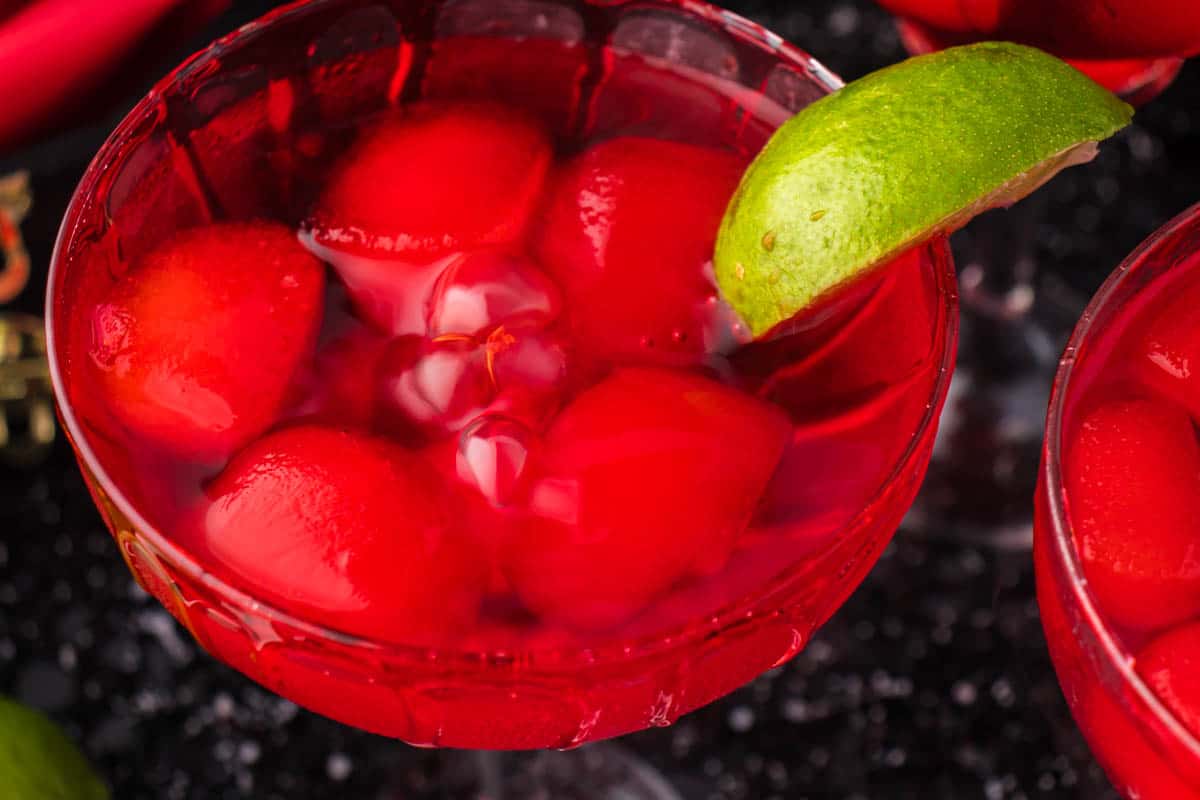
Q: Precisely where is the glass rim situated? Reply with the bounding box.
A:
[46,0,958,671]
[1041,200,1200,760]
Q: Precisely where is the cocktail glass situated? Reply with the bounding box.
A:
[1036,201,1200,799]
[47,0,958,793]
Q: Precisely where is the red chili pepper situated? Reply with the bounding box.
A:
[0,170,29,304]
[0,0,230,152]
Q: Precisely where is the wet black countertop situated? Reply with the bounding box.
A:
[2,1,1198,798]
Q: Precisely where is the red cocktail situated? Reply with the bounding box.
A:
[876,0,1200,104]
[48,0,957,751]
[1037,202,1200,798]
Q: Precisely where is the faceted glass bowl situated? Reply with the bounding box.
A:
[48,0,959,749]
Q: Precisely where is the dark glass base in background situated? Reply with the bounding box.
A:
[2,1,1198,798]
[912,196,1083,552]
[422,747,683,800]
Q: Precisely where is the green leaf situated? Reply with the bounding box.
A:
[0,696,108,800]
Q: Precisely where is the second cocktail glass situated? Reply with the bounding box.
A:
[875,0,1200,104]
[1038,202,1200,799]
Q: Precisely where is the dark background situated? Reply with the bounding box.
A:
[2,1,1198,798]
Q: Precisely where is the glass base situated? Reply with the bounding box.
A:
[390,744,684,800]
[911,199,1083,550]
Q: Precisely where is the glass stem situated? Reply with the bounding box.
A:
[475,751,506,800]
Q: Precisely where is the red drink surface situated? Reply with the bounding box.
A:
[50,1,955,749]
[880,0,1198,103]
[1037,207,1200,797]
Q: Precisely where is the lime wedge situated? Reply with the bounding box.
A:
[715,42,1133,337]
[0,696,108,800]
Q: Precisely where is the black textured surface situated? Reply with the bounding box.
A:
[2,2,1199,798]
